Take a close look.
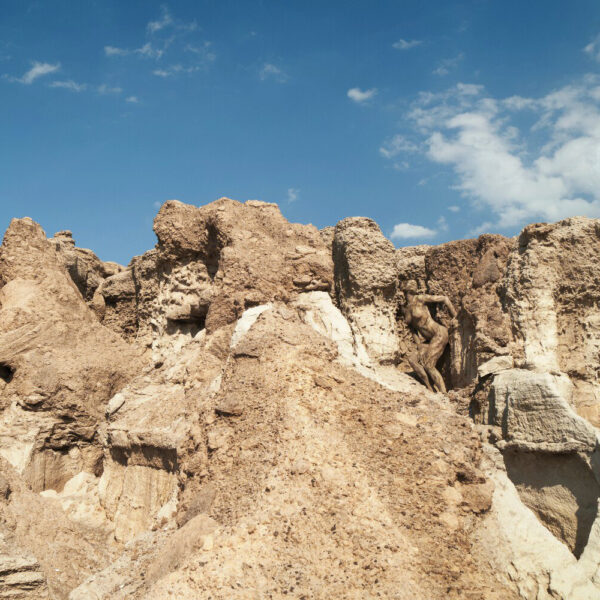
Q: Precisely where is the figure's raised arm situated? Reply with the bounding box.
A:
[420,294,457,318]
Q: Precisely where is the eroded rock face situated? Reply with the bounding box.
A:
[3,201,600,599]
[0,218,142,493]
[333,217,399,366]
[71,306,511,600]
[97,199,333,363]
[482,368,600,557]
[424,234,514,389]
[50,230,123,302]
[504,217,600,425]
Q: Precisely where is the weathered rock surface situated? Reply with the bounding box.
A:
[424,234,514,388]
[504,217,600,426]
[97,199,332,362]
[0,218,142,495]
[333,217,399,366]
[51,230,123,301]
[70,307,512,600]
[2,200,600,599]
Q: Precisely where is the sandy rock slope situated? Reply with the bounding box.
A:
[0,199,599,599]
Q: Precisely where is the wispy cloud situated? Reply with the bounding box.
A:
[104,45,128,57]
[135,43,164,59]
[105,43,164,59]
[126,95,139,103]
[584,34,600,62]
[152,61,211,77]
[433,53,464,76]
[98,83,122,94]
[347,87,377,103]
[185,41,216,64]
[392,39,422,50]
[391,223,437,240]
[49,79,86,92]
[448,205,460,212]
[287,188,299,203]
[7,61,60,84]
[394,76,600,232]
[147,6,173,34]
[379,134,419,158]
[106,8,212,78]
[259,63,288,83]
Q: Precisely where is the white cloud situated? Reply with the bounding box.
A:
[49,79,86,92]
[584,34,600,62]
[391,223,437,240]
[185,42,216,65]
[347,87,378,103]
[104,45,129,56]
[126,95,139,103]
[259,63,288,82]
[135,43,164,59]
[287,188,299,203]
[105,43,164,59]
[98,83,122,94]
[448,205,460,212]
[147,7,173,34]
[392,39,422,50]
[379,134,419,158]
[10,61,60,84]
[152,63,206,77]
[395,77,600,231]
[433,53,464,76]
[105,9,208,74]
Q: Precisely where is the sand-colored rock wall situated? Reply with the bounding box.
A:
[2,201,600,599]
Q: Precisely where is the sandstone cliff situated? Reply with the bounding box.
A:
[0,200,599,599]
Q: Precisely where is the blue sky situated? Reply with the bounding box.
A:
[1,1,600,263]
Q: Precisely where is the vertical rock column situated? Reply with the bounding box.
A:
[332,218,399,366]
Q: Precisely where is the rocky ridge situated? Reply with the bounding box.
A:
[0,199,599,599]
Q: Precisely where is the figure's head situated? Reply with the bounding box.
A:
[403,280,418,299]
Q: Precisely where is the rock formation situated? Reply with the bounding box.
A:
[0,199,599,599]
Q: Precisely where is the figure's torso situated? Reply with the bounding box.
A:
[405,299,440,339]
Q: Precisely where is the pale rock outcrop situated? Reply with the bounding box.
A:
[477,355,514,379]
[5,201,600,599]
[293,290,429,392]
[0,540,48,599]
[0,458,115,599]
[474,444,600,599]
[333,217,399,366]
[293,291,363,367]
[504,217,600,426]
[97,325,227,542]
[71,307,512,599]
[50,230,123,301]
[98,199,333,363]
[0,218,142,493]
[490,369,596,453]
[481,368,600,558]
[230,304,272,348]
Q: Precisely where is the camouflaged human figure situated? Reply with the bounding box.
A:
[402,280,457,394]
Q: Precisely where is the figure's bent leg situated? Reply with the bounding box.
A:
[425,365,446,394]
[408,352,432,391]
[424,331,449,394]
